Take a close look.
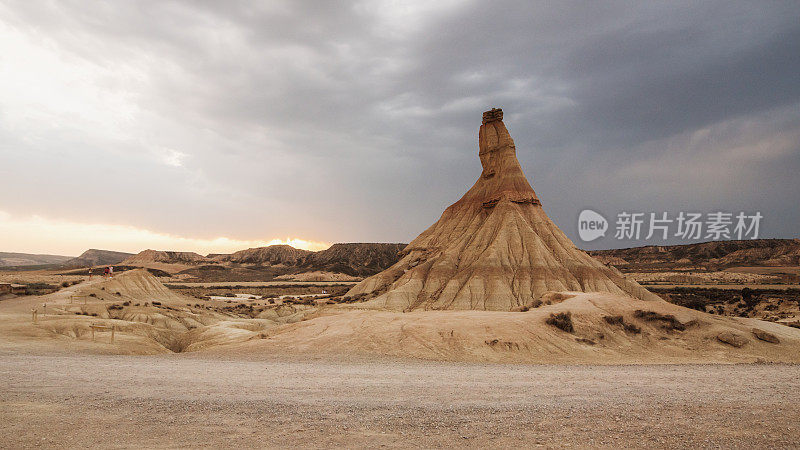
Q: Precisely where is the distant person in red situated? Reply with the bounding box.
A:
[103,267,109,278]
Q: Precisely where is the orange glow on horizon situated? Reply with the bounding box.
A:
[0,211,330,256]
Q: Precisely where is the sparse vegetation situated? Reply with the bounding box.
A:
[603,315,641,334]
[651,286,800,322]
[19,282,59,296]
[634,310,687,331]
[546,312,574,333]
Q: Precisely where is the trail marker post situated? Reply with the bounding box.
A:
[90,323,115,343]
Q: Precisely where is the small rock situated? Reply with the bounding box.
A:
[717,331,748,348]
[751,328,780,344]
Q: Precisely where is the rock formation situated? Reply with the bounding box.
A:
[345,108,660,311]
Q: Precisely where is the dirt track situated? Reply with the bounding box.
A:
[1,352,798,448]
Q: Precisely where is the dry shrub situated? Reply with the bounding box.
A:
[624,322,642,334]
[603,315,641,334]
[634,310,686,331]
[546,312,574,333]
[603,315,624,325]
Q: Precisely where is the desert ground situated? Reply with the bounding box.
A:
[2,265,800,447]
[2,351,799,448]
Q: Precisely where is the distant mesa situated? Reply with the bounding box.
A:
[111,243,407,280]
[212,243,407,277]
[121,249,211,266]
[298,243,407,277]
[210,245,312,265]
[62,249,134,268]
[345,108,660,311]
[0,252,73,267]
[588,238,800,270]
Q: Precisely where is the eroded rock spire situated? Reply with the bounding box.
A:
[345,108,660,311]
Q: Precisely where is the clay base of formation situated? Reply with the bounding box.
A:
[2,270,799,364]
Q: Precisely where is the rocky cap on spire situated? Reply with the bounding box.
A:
[482,108,503,124]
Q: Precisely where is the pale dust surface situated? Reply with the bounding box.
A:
[1,351,798,448]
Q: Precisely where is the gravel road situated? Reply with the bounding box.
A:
[1,353,798,448]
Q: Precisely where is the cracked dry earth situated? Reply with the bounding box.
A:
[1,352,799,448]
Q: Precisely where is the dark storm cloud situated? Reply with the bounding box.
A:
[0,0,798,248]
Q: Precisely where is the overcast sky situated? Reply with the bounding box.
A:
[1,1,798,255]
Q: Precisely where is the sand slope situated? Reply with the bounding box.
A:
[2,269,799,364]
[215,293,800,364]
[0,270,314,355]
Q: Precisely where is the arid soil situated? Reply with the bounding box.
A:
[2,268,799,447]
[1,352,798,448]
[3,270,799,363]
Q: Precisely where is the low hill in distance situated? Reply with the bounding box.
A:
[122,250,211,266]
[298,243,407,277]
[108,243,408,282]
[117,250,213,275]
[210,245,312,265]
[62,249,133,268]
[0,252,73,267]
[588,239,800,271]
